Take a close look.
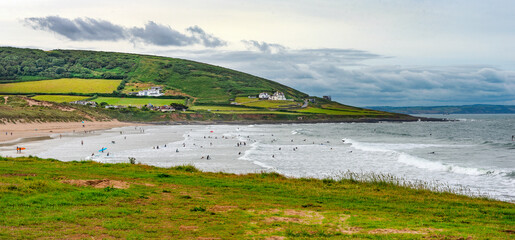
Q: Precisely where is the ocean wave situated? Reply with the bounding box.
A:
[238,141,259,161]
[398,153,493,176]
[342,138,448,152]
[252,160,275,169]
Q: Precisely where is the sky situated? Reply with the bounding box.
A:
[1,0,514,107]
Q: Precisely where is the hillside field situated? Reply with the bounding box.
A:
[0,78,121,94]
[93,97,185,106]
[31,95,91,103]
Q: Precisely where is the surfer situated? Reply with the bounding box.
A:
[206,155,210,160]
[176,149,179,152]
[81,140,83,145]
[512,135,514,141]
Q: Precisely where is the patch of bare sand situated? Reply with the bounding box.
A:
[209,205,238,213]
[259,209,325,225]
[265,236,286,240]
[24,97,53,107]
[61,179,130,189]
[368,228,442,234]
[179,225,199,231]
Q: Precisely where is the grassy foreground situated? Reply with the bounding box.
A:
[0,157,513,239]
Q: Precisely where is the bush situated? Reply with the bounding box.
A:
[190,206,205,212]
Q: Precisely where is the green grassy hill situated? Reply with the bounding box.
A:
[0,47,306,104]
[0,47,419,122]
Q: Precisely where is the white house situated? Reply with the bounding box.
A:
[258,92,270,99]
[269,91,286,100]
[137,86,163,97]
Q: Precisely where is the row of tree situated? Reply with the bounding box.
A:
[0,47,137,80]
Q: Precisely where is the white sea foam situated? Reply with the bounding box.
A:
[252,160,275,169]
[238,141,259,161]
[398,153,488,176]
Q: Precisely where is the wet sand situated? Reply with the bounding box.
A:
[0,120,140,144]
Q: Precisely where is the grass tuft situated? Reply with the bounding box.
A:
[169,164,200,173]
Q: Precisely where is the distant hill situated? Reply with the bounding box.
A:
[369,105,515,114]
[0,47,307,104]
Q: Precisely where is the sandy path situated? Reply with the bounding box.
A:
[0,120,141,143]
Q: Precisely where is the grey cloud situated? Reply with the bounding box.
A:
[24,16,126,41]
[130,21,195,46]
[24,16,224,48]
[187,26,226,48]
[242,40,286,53]
[156,46,514,106]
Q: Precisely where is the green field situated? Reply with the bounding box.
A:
[296,107,384,115]
[31,95,90,103]
[94,97,185,106]
[0,157,512,239]
[240,100,301,109]
[0,79,121,94]
[190,105,258,111]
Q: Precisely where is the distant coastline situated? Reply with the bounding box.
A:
[368,104,515,114]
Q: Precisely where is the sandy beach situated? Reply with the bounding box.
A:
[0,120,139,143]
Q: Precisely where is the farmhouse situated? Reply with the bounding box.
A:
[258,92,270,99]
[269,91,286,101]
[137,86,163,97]
[70,100,97,107]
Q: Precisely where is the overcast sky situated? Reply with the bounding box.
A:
[1,0,514,106]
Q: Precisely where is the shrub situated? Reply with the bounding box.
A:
[190,206,205,212]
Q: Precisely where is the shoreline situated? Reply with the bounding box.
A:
[0,117,447,145]
[136,116,448,126]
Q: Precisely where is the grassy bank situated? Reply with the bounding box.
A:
[0,157,512,239]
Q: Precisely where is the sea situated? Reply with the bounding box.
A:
[1,114,514,202]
